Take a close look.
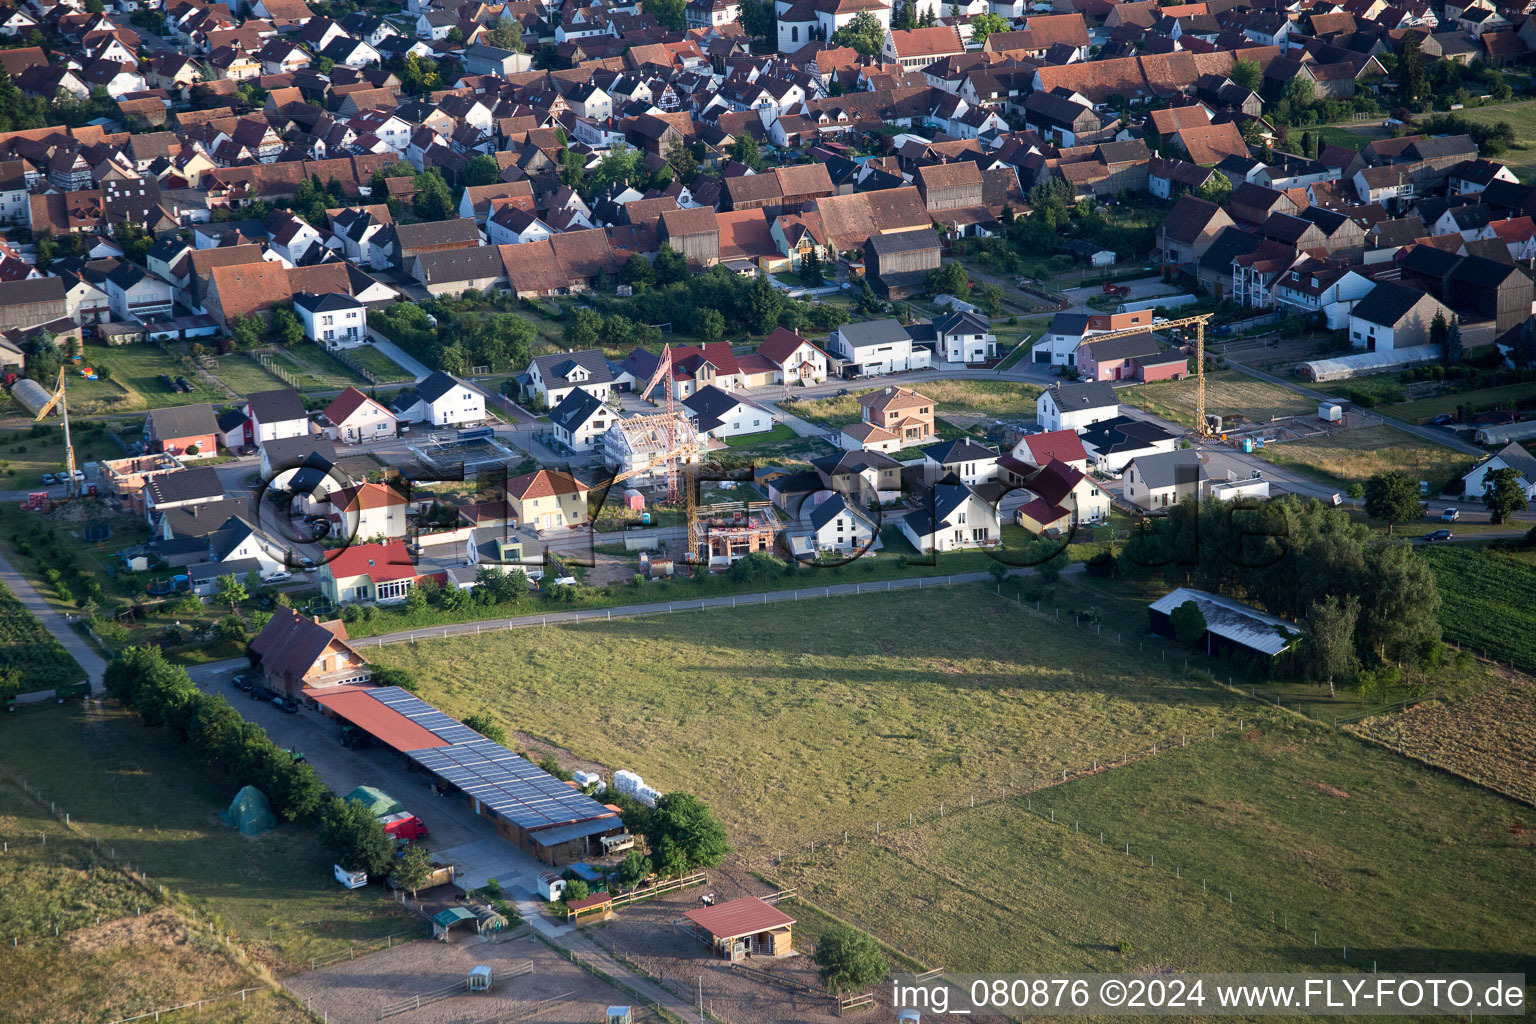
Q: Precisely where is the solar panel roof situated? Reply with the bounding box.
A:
[359,688,614,833]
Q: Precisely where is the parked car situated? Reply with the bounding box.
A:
[40,473,57,485]
[157,374,173,391]
[265,571,292,584]
[1441,507,1460,522]
[175,376,192,391]
[271,695,299,713]
[249,686,274,701]
[1431,414,1456,426]
[231,673,255,692]
[835,387,850,396]
[1425,529,1453,542]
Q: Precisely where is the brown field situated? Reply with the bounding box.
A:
[1122,369,1315,428]
[1257,424,1474,492]
[1347,676,1536,802]
[793,379,1042,428]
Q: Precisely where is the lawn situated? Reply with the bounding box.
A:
[368,585,1255,849]
[773,723,1536,979]
[339,343,414,382]
[0,704,419,975]
[1459,99,1536,180]
[0,775,311,1024]
[1387,380,1536,424]
[1419,543,1536,673]
[0,421,127,489]
[82,342,229,411]
[207,354,294,398]
[793,380,1043,429]
[1256,424,1474,493]
[720,422,800,447]
[260,343,372,391]
[1122,369,1316,429]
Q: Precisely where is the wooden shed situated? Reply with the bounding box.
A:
[681,897,795,960]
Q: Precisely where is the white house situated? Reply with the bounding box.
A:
[548,387,613,452]
[830,319,931,376]
[394,370,484,426]
[293,291,367,348]
[1031,312,1090,367]
[681,385,776,440]
[525,349,616,408]
[1077,415,1178,474]
[319,386,397,443]
[1124,449,1204,510]
[1037,381,1118,433]
[242,389,312,445]
[921,439,998,487]
[801,492,878,556]
[1462,441,1536,500]
[756,327,829,384]
[328,481,409,541]
[933,309,997,364]
[1347,281,1453,353]
[899,479,1000,552]
[104,263,174,323]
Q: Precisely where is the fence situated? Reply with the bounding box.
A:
[379,961,533,1019]
[256,350,303,391]
[610,872,706,909]
[333,345,410,385]
[103,987,269,1024]
[302,927,427,972]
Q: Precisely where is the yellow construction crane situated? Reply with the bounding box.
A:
[596,439,706,565]
[1070,313,1218,437]
[34,366,78,497]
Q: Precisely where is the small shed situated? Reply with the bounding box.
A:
[607,1008,633,1024]
[468,965,493,992]
[681,896,796,960]
[432,906,479,940]
[1318,401,1344,423]
[1147,587,1300,661]
[564,891,613,923]
[623,488,645,511]
[538,871,567,900]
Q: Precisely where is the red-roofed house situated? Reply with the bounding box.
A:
[248,605,372,697]
[1009,429,1089,473]
[320,540,446,605]
[756,327,830,384]
[682,896,796,959]
[506,469,591,530]
[1011,457,1109,531]
[319,386,398,443]
[328,481,409,540]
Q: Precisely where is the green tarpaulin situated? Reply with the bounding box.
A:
[345,786,403,817]
[220,786,277,836]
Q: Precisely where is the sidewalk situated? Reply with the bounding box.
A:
[0,549,107,701]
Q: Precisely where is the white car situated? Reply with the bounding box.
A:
[265,571,292,583]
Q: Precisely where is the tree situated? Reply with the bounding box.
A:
[1396,32,1426,107]
[561,879,591,903]
[1446,315,1462,366]
[215,574,248,614]
[1363,470,1422,532]
[270,307,305,347]
[830,11,885,55]
[1356,540,1441,663]
[654,243,688,286]
[312,55,334,75]
[463,712,507,744]
[613,848,653,889]
[1429,308,1449,349]
[564,306,602,348]
[730,133,763,171]
[621,252,654,290]
[968,11,1008,41]
[1194,170,1232,205]
[320,797,394,877]
[412,169,454,221]
[695,306,726,343]
[738,0,773,40]
[1228,58,1261,92]
[22,336,61,385]
[485,19,524,50]
[1301,595,1360,697]
[230,313,264,349]
[370,665,418,692]
[665,137,697,181]
[391,843,434,896]
[1483,466,1530,524]
[800,245,824,286]
[461,153,501,188]
[647,0,686,29]
[927,259,969,297]
[1169,599,1207,648]
[813,924,888,994]
[640,792,730,875]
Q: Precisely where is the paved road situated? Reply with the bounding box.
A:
[363,331,432,380]
[0,549,108,702]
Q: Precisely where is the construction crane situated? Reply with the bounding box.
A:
[34,366,78,497]
[1069,313,1218,437]
[596,436,706,565]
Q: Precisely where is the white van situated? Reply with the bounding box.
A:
[334,864,367,889]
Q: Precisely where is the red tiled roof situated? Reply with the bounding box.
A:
[326,540,427,583]
[682,896,795,940]
[309,688,449,752]
[322,385,390,425]
[1022,429,1087,466]
[506,468,589,501]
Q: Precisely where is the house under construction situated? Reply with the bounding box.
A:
[601,411,701,489]
[699,502,781,569]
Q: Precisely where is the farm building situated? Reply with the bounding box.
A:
[681,897,796,960]
[307,685,627,865]
[1148,588,1300,662]
[602,411,701,487]
[1295,344,1442,382]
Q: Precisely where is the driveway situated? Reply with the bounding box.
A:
[2,549,107,701]
[364,330,431,380]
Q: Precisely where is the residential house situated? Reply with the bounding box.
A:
[841,384,936,452]
[237,388,312,446]
[681,385,776,440]
[1078,415,1178,473]
[392,371,484,426]
[899,478,1000,552]
[548,388,613,452]
[524,349,616,408]
[1013,457,1109,532]
[756,327,830,384]
[921,439,998,486]
[293,291,367,348]
[1124,449,1204,509]
[1462,441,1536,499]
[320,539,446,604]
[1348,281,1453,352]
[145,403,220,459]
[810,449,904,505]
[248,606,372,697]
[1007,429,1089,474]
[1037,381,1118,433]
[319,386,397,443]
[933,310,996,364]
[829,319,931,377]
[328,481,409,541]
[506,469,590,530]
[797,493,878,557]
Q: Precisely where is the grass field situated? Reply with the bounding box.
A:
[1460,100,1536,180]
[1122,369,1315,428]
[1388,380,1536,424]
[0,422,126,489]
[84,342,228,411]
[793,380,1043,429]
[0,578,83,693]
[369,586,1254,849]
[260,344,371,391]
[341,343,414,382]
[1257,425,1474,492]
[721,422,800,447]
[0,704,418,974]
[0,776,310,1024]
[1349,676,1536,802]
[774,723,1536,978]
[1419,544,1536,673]
[207,354,293,397]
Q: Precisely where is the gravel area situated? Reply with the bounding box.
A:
[283,932,635,1024]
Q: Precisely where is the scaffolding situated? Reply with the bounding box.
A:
[602,412,701,487]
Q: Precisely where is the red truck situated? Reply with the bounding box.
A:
[379,811,430,842]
